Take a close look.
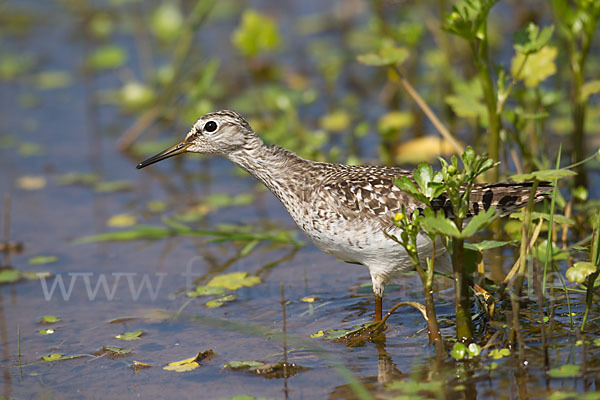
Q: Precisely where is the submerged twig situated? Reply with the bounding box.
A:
[280,283,289,400]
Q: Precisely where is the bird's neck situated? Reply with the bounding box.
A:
[226,137,309,197]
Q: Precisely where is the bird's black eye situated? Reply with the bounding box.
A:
[204,121,217,133]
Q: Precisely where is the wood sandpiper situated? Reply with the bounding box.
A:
[137,110,551,322]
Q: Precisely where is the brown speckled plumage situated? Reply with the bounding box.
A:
[137,110,552,321]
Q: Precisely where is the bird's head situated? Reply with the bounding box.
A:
[136,110,255,169]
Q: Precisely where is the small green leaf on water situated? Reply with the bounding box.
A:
[87,45,127,70]
[18,142,44,156]
[115,330,143,341]
[450,342,467,360]
[104,346,133,356]
[310,330,324,338]
[29,256,58,265]
[0,268,20,283]
[300,296,318,303]
[107,213,137,228]
[566,262,597,283]
[57,172,101,186]
[34,70,72,90]
[205,294,236,308]
[188,285,228,297]
[42,353,63,362]
[547,364,580,378]
[40,315,60,324]
[206,272,261,291]
[489,348,510,360]
[484,362,498,371]
[147,200,168,213]
[164,350,213,372]
[95,180,134,193]
[223,360,265,370]
[16,175,46,190]
[38,328,55,335]
[467,343,481,357]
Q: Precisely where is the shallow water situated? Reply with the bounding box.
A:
[1,1,600,399]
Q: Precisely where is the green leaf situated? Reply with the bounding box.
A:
[40,315,60,324]
[28,256,58,265]
[34,70,72,90]
[511,46,557,88]
[489,348,510,359]
[319,110,351,132]
[115,330,144,341]
[104,346,133,356]
[420,209,461,237]
[205,294,236,308]
[580,80,600,102]
[94,180,134,193]
[150,1,183,42]
[467,343,481,356]
[0,268,20,283]
[445,78,487,121]
[450,342,466,360]
[188,285,228,297]
[510,169,575,182]
[38,328,55,335]
[222,360,265,370]
[206,272,260,291]
[356,46,409,67]
[232,10,281,58]
[394,176,428,204]
[414,163,444,201]
[547,364,580,378]
[43,353,63,362]
[461,207,497,237]
[510,211,574,226]
[513,23,554,55]
[566,262,597,283]
[87,45,127,70]
[465,240,513,251]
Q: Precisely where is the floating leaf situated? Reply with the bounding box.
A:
[206,272,261,291]
[489,348,510,360]
[18,142,44,156]
[547,364,580,378]
[310,330,324,338]
[300,296,318,303]
[188,285,228,298]
[566,262,597,283]
[87,45,126,70]
[115,330,143,341]
[164,350,213,372]
[0,268,20,283]
[205,294,236,308]
[38,328,55,335]
[450,342,467,360]
[107,213,137,228]
[467,343,481,357]
[223,360,265,370]
[95,180,134,193]
[29,256,58,265]
[232,10,281,57]
[103,346,133,356]
[42,353,63,362]
[34,70,72,89]
[40,315,60,324]
[147,200,168,213]
[57,172,101,186]
[17,175,46,190]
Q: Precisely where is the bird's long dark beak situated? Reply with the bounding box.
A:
[136,140,190,169]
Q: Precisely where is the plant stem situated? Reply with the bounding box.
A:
[452,236,473,341]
